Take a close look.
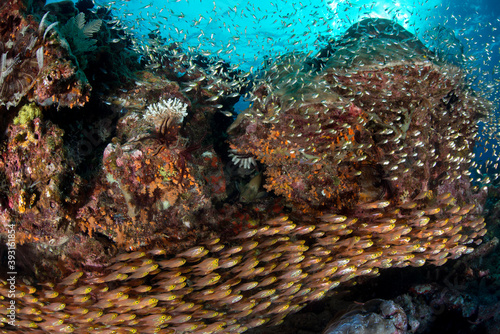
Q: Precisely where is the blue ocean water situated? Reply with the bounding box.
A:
[92,0,444,70]
[46,0,499,80]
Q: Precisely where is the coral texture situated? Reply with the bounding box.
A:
[0,16,491,334]
[0,0,90,109]
[323,299,408,334]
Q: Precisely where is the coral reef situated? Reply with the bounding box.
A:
[73,70,229,250]
[0,0,142,282]
[0,0,90,109]
[0,8,493,334]
[229,18,488,266]
[0,104,102,280]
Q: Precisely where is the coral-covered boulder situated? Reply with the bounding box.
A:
[77,96,227,249]
[229,18,489,268]
[0,104,84,254]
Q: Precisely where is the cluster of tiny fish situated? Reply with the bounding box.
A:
[1,1,499,334]
[0,199,486,333]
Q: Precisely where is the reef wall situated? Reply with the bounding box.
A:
[0,2,492,333]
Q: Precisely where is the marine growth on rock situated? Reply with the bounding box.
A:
[0,1,496,334]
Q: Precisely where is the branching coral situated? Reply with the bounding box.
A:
[145,97,188,123]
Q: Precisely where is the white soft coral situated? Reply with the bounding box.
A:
[145,97,187,124]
